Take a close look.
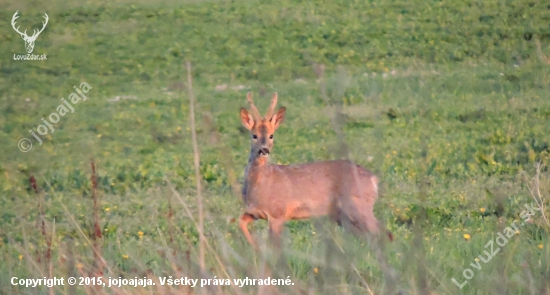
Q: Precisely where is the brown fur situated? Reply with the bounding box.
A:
[239,92,391,248]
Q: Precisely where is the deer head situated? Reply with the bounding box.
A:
[240,92,286,158]
[11,11,49,54]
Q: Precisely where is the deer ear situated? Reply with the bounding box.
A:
[270,107,286,129]
[240,108,255,130]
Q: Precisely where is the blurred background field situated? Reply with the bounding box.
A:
[1,0,550,294]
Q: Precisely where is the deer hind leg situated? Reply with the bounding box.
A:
[338,208,367,238]
[340,201,380,239]
[363,205,381,234]
[239,213,258,249]
[361,204,394,242]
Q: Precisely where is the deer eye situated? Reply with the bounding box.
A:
[252,135,258,139]
[269,135,274,139]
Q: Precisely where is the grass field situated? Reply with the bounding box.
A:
[1,0,550,294]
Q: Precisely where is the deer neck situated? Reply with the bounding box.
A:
[242,151,270,196]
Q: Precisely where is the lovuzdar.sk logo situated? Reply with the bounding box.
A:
[11,11,48,61]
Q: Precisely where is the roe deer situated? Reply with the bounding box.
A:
[239,92,392,248]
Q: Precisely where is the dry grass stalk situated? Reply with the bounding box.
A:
[185,61,205,271]
[535,36,550,65]
[524,163,550,229]
[90,160,104,275]
[29,175,53,279]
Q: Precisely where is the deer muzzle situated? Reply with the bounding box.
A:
[258,147,270,156]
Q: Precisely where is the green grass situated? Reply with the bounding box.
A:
[1,0,550,294]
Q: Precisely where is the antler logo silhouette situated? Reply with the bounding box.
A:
[11,11,49,54]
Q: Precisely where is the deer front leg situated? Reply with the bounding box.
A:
[239,213,258,249]
[268,218,285,249]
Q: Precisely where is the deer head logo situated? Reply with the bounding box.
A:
[11,11,49,54]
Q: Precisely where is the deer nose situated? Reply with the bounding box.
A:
[258,147,270,155]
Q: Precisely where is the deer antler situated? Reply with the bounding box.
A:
[31,13,49,38]
[11,11,27,37]
[265,92,278,118]
[246,92,262,120]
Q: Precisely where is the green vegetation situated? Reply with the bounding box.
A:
[1,0,549,294]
